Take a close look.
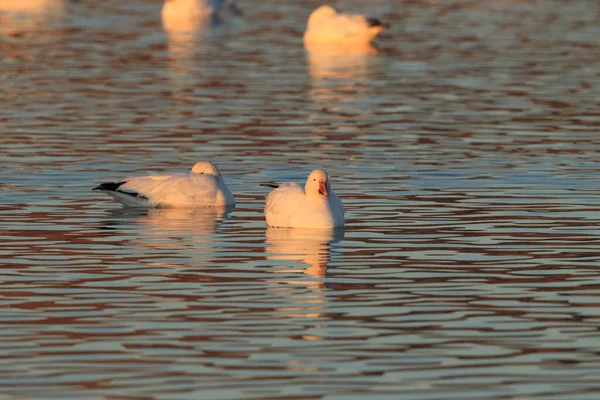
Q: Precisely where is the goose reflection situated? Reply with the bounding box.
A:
[143,206,232,235]
[162,0,242,98]
[0,0,65,36]
[265,228,343,326]
[265,227,344,282]
[305,42,380,107]
[102,206,233,250]
[162,2,211,99]
[163,24,208,95]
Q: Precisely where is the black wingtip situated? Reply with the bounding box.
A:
[92,181,148,200]
[92,181,127,191]
[366,17,388,28]
[260,183,280,189]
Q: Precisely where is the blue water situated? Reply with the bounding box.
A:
[2,0,600,398]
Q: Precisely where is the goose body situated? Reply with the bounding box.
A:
[263,169,344,229]
[304,5,387,45]
[93,161,235,208]
[161,0,241,31]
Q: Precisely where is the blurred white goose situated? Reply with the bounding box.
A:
[262,169,344,229]
[0,0,65,35]
[93,161,235,208]
[0,0,62,14]
[304,5,387,45]
[161,0,241,31]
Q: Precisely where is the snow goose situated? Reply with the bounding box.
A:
[303,5,387,45]
[161,0,241,32]
[0,0,65,36]
[0,0,63,15]
[93,161,235,208]
[262,169,344,229]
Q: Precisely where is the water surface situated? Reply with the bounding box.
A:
[2,0,600,398]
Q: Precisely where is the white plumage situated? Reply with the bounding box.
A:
[161,0,241,32]
[93,161,235,208]
[304,5,387,45]
[0,0,64,36]
[0,0,62,14]
[263,169,344,229]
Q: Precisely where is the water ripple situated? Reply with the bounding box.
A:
[2,0,600,398]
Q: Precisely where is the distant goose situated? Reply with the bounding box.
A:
[0,0,65,35]
[161,0,241,31]
[93,161,235,208]
[0,0,62,14]
[304,5,387,45]
[261,169,344,229]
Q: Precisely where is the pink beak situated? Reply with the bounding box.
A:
[318,181,328,197]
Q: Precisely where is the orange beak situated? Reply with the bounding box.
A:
[318,181,328,197]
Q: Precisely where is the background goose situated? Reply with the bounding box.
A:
[262,169,344,229]
[303,5,387,45]
[161,0,241,32]
[93,161,235,208]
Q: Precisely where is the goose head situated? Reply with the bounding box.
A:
[191,161,221,178]
[307,5,337,29]
[305,169,331,198]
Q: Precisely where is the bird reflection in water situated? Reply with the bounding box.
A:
[102,206,233,252]
[265,227,344,283]
[305,42,380,107]
[265,228,343,334]
[163,21,207,98]
[162,0,242,99]
[144,206,232,235]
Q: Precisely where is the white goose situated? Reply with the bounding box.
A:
[0,0,63,15]
[0,0,65,36]
[303,5,387,45]
[93,161,235,208]
[262,169,344,229]
[161,0,241,32]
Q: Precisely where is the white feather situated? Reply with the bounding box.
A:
[304,5,385,45]
[161,0,241,32]
[264,169,345,229]
[95,161,235,208]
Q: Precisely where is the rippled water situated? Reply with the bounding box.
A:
[2,0,600,398]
